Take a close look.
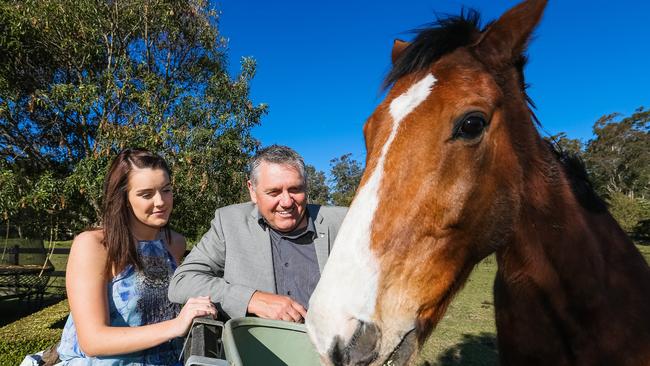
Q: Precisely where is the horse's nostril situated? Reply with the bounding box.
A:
[349,321,381,365]
[328,320,381,366]
[329,335,348,366]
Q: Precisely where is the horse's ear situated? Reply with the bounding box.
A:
[474,0,547,67]
[392,39,410,65]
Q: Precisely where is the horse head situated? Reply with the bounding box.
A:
[307,1,548,365]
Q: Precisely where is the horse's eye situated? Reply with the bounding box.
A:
[454,114,487,140]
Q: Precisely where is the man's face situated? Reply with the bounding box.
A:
[248,161,307,232]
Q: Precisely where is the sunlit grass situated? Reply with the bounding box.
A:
[417,256,498,366]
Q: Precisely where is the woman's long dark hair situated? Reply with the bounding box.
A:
[102,149,172,275]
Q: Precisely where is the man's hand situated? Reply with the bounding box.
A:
[247,291,307,322]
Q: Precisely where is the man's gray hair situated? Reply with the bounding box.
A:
[249,145,306,187]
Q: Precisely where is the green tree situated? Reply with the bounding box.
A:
[0,0,267,239]
[306,164,329,205]
[584,108,650,198]
[546,132,583,156]
[635,219,650,239]
[0,167,18,255]
[329,153,363,207]
[583,107,650,236]
[0,165,50,238]
[606,192,650,234]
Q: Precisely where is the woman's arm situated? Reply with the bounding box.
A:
[66,230,215,357]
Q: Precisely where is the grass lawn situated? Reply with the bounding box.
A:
[45,240,73,294]
[417,256,499,366]
[637,243,650,260]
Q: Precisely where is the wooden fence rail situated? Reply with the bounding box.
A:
[2,245,193,301]
[2,245,68,277]
[4,246,191,278]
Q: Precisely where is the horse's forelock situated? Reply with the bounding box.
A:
[384,9,541,131]
[384,9,483,90]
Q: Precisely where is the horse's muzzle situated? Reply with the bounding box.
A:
[327,320,381,366]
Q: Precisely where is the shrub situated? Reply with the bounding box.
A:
[635,219,650,241]
[0,300,68,365]
[607,192,650,234]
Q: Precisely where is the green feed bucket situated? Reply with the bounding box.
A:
[222,317,321,366]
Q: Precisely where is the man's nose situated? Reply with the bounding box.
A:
[279,191,293,207]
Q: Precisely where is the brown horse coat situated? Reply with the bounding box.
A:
[306,1,650,365]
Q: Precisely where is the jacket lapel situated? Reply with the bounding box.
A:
[312,210,330,273]
[247,206,276,292]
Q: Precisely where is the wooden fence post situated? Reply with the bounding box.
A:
[13,244,19,265]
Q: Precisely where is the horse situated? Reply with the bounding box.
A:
[305,1,650,365]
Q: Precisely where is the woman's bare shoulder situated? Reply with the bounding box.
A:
[70,229,106,259]
[73,229,104,245]
[75,228,103,241]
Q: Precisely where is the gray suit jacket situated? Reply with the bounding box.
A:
[168,202,347,319]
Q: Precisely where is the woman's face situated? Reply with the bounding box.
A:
[127,167,173,229]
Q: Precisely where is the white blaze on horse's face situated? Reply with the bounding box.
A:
[307,74,437,366]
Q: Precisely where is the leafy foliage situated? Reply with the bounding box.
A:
[545,132,582,156]
[635,219,650,240]
[606,192,650,234]
[584,108,650,199]
[0,168,18,221]
[306,164,329,205]
[0,0,267,240]
[580,108,650,235]
[329,153,363,207]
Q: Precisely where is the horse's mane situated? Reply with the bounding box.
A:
[548,143,608,213]
[384,9,483,89]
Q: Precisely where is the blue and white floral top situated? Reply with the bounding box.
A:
[57,238,182,365]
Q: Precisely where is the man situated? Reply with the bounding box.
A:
[168,145,347,322]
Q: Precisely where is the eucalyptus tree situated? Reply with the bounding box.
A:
[306,164,330,205]
[585,108,650,199]
[0,0,267,239]
[584,107,650,235]
[329,153,363,207]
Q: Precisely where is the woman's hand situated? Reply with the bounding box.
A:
[172,296,217,337]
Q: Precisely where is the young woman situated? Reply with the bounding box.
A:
[52,149,215,365]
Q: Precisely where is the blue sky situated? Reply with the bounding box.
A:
[216,0,650,174]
